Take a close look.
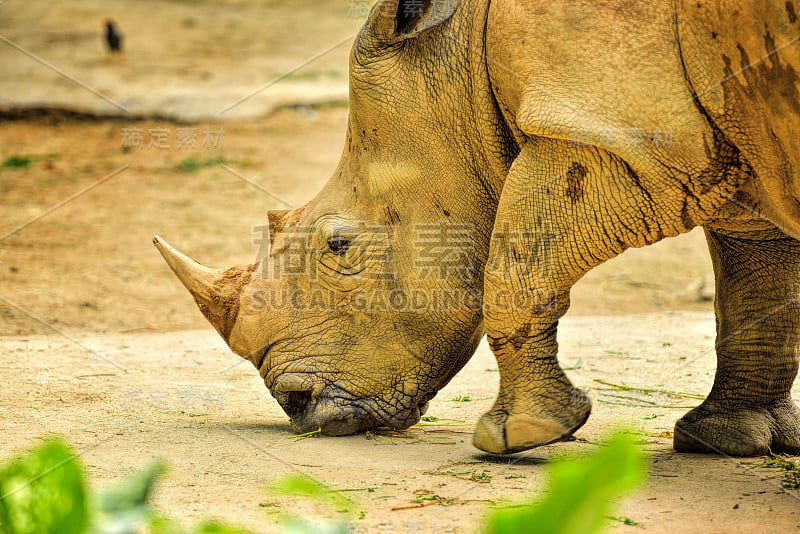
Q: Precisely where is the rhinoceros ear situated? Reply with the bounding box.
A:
[372,0,459,41]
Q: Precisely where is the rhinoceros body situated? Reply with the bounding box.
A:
[155,0,800,456]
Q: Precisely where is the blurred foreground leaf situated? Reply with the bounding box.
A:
[149,515,252,534]
[265,473,359,534]
[92,461,165,534]
[485,431,648,534]
[0,438,250,534]
[0,438,88,534]
[1,433,646,534]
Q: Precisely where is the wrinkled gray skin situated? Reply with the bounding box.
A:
[156,0,800,456]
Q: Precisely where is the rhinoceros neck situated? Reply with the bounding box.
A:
[353,0,516,234]
[435,0,518,208]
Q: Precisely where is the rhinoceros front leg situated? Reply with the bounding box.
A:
[674,225,800,455]
[472,142,637,454]
[474,273,591,454]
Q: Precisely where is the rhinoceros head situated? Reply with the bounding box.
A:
[154,0,511,435]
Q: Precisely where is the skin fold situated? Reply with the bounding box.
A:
[155,0,800,456]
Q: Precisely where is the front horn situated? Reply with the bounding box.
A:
[153,236,252,341]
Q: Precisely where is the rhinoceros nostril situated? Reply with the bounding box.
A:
[284,390,312,419]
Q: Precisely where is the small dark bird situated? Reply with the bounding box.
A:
[103,19,123,56]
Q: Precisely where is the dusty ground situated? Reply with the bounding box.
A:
[2,316,799,533]
[1,1,799,533]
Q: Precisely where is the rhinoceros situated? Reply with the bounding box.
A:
[154,0,800,456]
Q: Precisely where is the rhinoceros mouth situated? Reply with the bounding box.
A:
[269,375,431,436]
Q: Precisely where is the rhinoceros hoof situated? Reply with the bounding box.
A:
[674,400,800,456]
[473,402,591,455]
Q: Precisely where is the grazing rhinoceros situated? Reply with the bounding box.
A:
[154,0,800,456]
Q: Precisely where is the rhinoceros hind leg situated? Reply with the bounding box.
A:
[674,400,800,455]
[673,227,800,456]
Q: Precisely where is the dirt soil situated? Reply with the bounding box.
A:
[1,1,799,533]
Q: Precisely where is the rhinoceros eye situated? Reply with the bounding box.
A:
[327,236,351,254]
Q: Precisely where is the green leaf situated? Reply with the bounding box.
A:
[0,437,253,534]
[278,518,350,534]
[148,515,254,534]
[265,474,359,533]
[266,474,358,517]
[91,461,166,534]
[485,431,648,534]
[0,437,89,534]
[191,521,255,534]
[147,514,190,534]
